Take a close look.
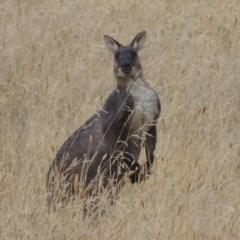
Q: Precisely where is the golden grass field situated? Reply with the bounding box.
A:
[1,0,240,239]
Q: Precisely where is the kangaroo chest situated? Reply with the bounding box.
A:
[128,78,159,132]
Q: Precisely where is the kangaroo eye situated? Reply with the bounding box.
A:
[115,53,120,59]
[131,51,137,57]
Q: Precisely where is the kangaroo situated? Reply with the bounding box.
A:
[46,31,161,210]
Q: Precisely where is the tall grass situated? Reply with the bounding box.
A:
[1,0,240,239]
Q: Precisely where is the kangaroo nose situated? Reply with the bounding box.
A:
[121,61,132,69]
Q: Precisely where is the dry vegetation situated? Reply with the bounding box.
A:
[1,0,240,239]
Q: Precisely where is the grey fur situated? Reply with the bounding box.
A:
[46,31,161,210]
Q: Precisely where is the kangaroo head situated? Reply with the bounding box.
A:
[104,31,147,80]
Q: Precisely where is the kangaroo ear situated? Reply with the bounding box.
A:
[130,31,147,51]
[104,35,121,54]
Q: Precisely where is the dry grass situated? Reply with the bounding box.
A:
[1,0,240,239]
